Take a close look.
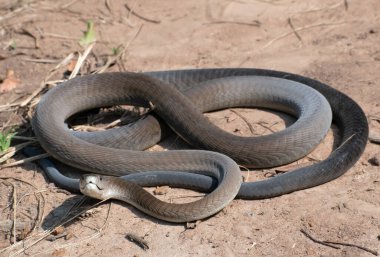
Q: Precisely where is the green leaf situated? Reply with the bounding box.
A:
[112,46,120,56]
[79,21,96,46]
[0,131,16,152]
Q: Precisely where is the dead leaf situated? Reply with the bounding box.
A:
[0,70,21,93]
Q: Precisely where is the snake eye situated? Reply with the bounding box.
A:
[99,177,103,181]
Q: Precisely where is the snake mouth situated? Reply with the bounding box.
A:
[80,175,105,191]
[87,180,103,191]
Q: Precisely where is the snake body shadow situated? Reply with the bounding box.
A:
[31,68,368,222]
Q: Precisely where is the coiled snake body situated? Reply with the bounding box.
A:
[32,68,368,222]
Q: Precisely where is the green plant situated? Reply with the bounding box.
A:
[0,131,16,153]
[9,40,16,50]
[79,20,96,46]
[112,46,121,56]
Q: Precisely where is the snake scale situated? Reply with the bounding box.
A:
[32,68,368,222]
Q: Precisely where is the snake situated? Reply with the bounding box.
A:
[31,68,368,222]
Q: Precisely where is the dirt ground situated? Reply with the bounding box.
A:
[0,0,379,256]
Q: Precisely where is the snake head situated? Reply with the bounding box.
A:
[79,174,112,200]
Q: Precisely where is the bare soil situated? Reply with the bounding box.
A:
[0,0,379,256]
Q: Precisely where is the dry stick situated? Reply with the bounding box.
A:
[300,229,340,249]
[323,241,378,256]
[60,0,81,9]
[3,197,88,256]
[203,20,261,27]
[257,121,278,134]
[0,103,20,110]
[287,18,303,42]
[300,229,378,256]
[94,24,143,74]
[1,141,35,157]
[344,0,348,10]
[8,199,110,257]
[239,164,250,182]
[126,233,149,250]
[30,202,112,257]
[12,184,17,245]
[0,6,26,23]
[0,141,35,164]
[105,0,113,15]
[229,109,255,135]
[2,180,17,245]
[262,21,352,49]
[331,133,356,154]
[0,153,50,169]
[12,136,37,141]
[124,2,161,24]
[20,52,75,107]
[19,28,39,49]
[69,42,96,79]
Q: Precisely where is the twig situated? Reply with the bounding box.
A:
[126,233,149,250]
[93,25,143,74]
[1,180,18,245]
[257,121,278,134]
[12,136,37,141]
[239,164,250,182]
[301,229,378,256]
[0,141,35,164]
[29,202,112,257]
[124,2,161,24]
[0,153,50,169]
[203,20,261,27]
[344,0,348,10]
[263,21,354,49]
[12,183,17,244]
[229,110,254,135]
[60,0,81,9]
[20,52,75,107]
[287,18,303,42]
[69,42,95,79]
[105,0,113,15]
[5,198,109,257]
[331,133,356,153]
[300,229,340,249]
[325,241,378,256]
[18,28,40,49]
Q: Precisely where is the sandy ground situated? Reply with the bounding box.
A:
[0,0,379,256]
